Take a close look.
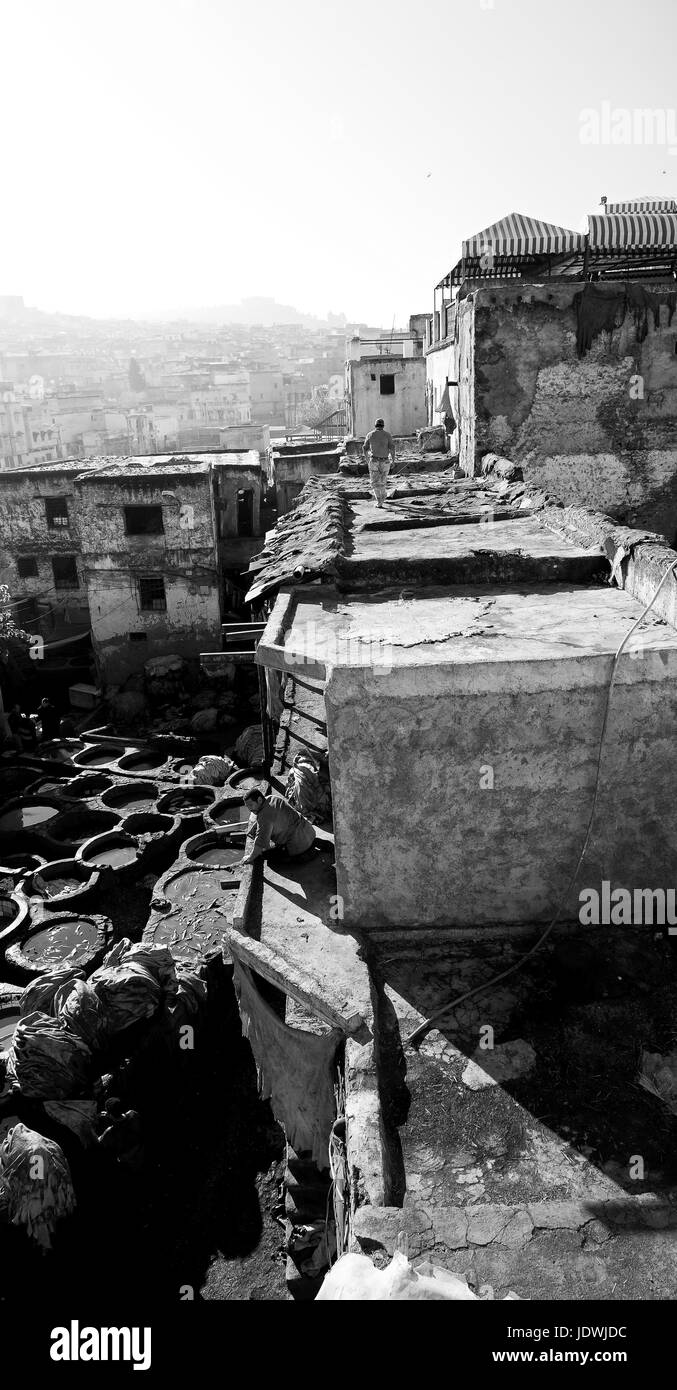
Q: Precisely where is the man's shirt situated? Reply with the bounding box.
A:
[364,427,395,460]
[246,793,308,856]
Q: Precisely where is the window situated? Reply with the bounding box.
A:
[237,488,254,537]
[138,574,166,611]
[17,556,39,578]
[45,497,69,528]
[52,555,79,589]
[128,631,148,643]
[124,505,164,535]
[379,375,395,395]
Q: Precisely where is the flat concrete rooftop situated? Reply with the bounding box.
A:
[266,583,677,673]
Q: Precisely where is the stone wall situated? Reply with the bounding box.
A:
[325,644,677,931]
[458,281,677,540]
[349,358,426,439]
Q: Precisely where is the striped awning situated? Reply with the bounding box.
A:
[605,199,677,214]
[588,212,677,249]
[462,213,583,259]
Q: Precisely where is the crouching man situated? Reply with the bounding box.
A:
[241,787,316,865]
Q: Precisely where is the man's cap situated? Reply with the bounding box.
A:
[375,417,385,428]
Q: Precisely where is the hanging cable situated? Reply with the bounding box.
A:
[403,558,677,1049]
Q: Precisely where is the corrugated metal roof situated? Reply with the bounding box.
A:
[462,213,583,259]
[587,212,677,249]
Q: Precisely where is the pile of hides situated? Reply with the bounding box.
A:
[284,752,331,823]
[574,282,677,357]
[6,1012,92,1099]
[20,964,86,1019]
[189,753,236,787]
[638,1048,677,1117]
[235,724,265,767]
[316,1251,521,1301]
[0,1123,76,1249]
[231,953,341,1170]
[87,941,177,1034]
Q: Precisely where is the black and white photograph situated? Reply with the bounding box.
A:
[0,0,676,1363]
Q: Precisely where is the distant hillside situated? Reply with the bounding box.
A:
[158,297,346,328]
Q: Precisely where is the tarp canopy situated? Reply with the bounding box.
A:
[588,212,677,250]
[605,199,677,214]
[462,213,583,259]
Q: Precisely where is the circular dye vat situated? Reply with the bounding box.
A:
[144,876,240,965]
[82,833,139,869]
[209,798,249,827]
[0,853,46,879]
[0,1006,20,1052]
[49,809,119,845]
[67,773,116,800]
[117,750,166,773]
[157,787,215,817]
[6,915,105,976]
[24,859,97,903]
[0,896,19,929]
[0,800,61,834]
[73,744,121,768]
[227,770,271,796]
[100,781,159,815]
[184,831,245,868]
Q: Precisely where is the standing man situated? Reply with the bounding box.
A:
[363,417,396,507]
[240,787,316,865]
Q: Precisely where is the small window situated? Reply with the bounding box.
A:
[17,556,39,578]
[379,375,395,395]
[52,555,79,589]
[237,488,254,537]
[124,505,164,535]
[138,574,166,611]
[45,497,69,528]
[128,631,148,643]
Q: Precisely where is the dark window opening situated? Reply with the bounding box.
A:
[15,597,38,626]
[17,556,39,578]
[124,505,164,535]
[45,497,69,529]
[370,373,376,381]
[379,375,395,395]
[129,631,148,643]
[138,574,166,611]
[52,555,79,589]
[237,488,254,537]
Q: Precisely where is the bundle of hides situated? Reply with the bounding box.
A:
[190,754,235,787]
[56,979,109,1051]
[88,940,176,1033]
[638,1048,677,1117]
[234,724,265,767]
[285,751,331,824]
[43,1098,99,1147]
[316,1251,521,1301]
[112,942,178,999]
[0,1122,76,1249]
[20,965,85,1018]
[172,967,208,1017]
[6,1012,92,1099]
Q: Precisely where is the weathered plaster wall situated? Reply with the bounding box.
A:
[425,341,459,449]
[75,470,221,683]
[458,282,677,539]
[271,450,342,516]
[349,358,426,439]
[213,456,262,540]
[0,468,90,623]
[325,650,677,930]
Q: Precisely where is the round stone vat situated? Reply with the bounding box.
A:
[48,807,120,847]
[117,749,168,774]
[226,770,271,796]
[144,868,240,967]
[77,830,140,873]
[0,852,47,883]
[183,828,246,868]
[66,772,117,801]
[0,797,63,837]
[0,999,22,1053]
[0,765,40,799]
[100,780,159,816]
[24,775,75,800]
[207,794,249,829]
[39,738,85,764]
[5,912,109,980]
[156,786,216,819]
[72,744,121,769]
[20,858,100,907]
[118,813,178,863]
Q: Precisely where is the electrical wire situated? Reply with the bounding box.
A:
[403,558,677,1049]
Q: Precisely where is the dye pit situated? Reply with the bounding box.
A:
[84,843,138,868]
[0,804,59,833]
[15,917,100,969]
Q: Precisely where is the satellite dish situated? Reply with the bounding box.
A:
[28,374,44,401]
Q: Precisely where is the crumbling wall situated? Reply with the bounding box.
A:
[0,468,90,625]
[325,650,677,931]
[89,568,221,684]
[459,282,677,539]
[272,450,342,516]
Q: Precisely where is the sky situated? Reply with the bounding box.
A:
[2,0,677,327]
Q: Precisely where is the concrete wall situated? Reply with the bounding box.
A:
[0,468,90,625]
[348,358,427,438]
[86,567,221,684]
[325,650,677,931]
[458,281,677,540]
[270,448,342,515]
[425,340,458,449]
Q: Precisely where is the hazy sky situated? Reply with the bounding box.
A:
[3,0,676,325]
